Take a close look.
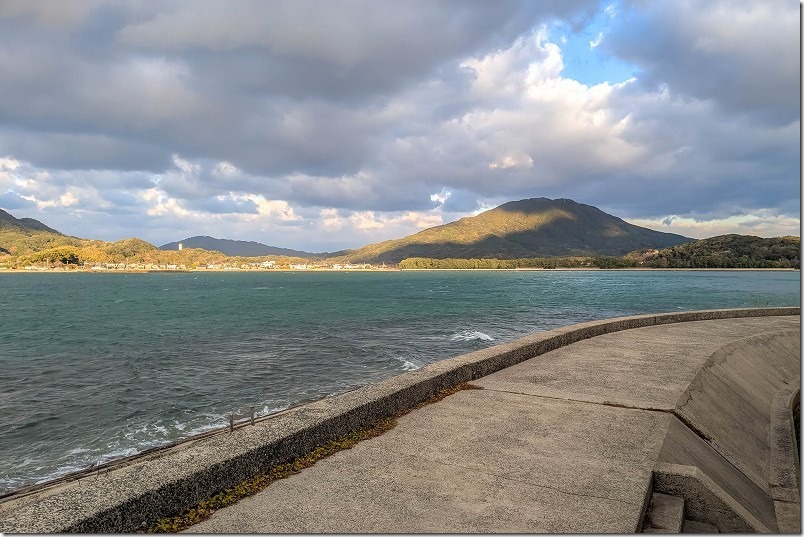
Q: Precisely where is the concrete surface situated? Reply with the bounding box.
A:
[189,391,670,533]
[0,308,799,533]
[633,492,685,533]
[683,519,720,533]
[674,330,800,493]
[188,315,799,533]
[657,417,777,531]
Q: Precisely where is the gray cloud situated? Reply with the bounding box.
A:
[0,0,798,249]
[604,0,799,126]
[0,191,35,210]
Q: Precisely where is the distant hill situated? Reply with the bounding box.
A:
[336,198,692,263]
[160,236,320,258]
[0,208,85,256]
[0,209,61,235]
[630,234,800,268]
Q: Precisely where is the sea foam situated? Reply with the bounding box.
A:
[450,330,494,342]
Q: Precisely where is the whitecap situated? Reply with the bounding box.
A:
[388,355,420,371]
[101,447,138,460]
[260,404,289,417]
[450,330,494,342]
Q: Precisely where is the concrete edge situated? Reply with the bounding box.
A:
[672,329,802,493]
[0,307,799,533]
[769,381,801,502]
[774,499,802,533]
[636,468,656,533]
[652,462,773,533]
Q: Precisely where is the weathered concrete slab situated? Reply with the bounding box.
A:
[652,463,771,533]
[683,519,720,533]
[773,500,802,533]
[657,417,778,531]
[674,330,801,494]
[642,493,685,533]
[473,317,800,410]
[189,390,670,533]
[769,382,801,502]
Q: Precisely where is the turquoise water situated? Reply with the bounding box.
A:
[0,270,799,493]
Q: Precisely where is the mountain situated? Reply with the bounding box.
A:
[0,208,84,256]
[0,208,61,234]
[159,236,319,258]
[337,198,693,263]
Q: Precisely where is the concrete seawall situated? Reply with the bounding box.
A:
[0,307,799,533]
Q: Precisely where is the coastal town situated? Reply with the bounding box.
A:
[5,260,388,272]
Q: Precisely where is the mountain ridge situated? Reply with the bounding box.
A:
[0,209,61,235]
[159,236,322,258]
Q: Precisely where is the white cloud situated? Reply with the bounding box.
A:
[349,210,442,233]
[489,153,533,170]
[0,157,20,171]
[430,188,451,206]
[349,211,384,230]
[628,212,801,240]
[244,195,300,221]
[320,208,343,230]
[214,161,238,177]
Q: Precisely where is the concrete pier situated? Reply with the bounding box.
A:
[0,308,799,533]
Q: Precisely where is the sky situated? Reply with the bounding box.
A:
[0,0,799,252]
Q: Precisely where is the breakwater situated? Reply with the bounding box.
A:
[0,307,798,533]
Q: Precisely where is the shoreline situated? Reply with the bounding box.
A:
[0,267,798,274]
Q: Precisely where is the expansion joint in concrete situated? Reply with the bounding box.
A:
[477,388,763,490]
[479,387,671,414]
[380,446,641,507]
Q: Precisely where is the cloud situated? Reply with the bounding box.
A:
[0,0,102,28]
[628,211,801,240]
[0,0,797,251]
[603,0,798,125]
[0,191,35,210]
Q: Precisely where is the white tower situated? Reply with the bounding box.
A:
[178,242,183,250]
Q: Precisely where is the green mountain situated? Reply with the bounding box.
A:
[337,198,692,263]
[159,236,320,258]
[630,234,800,268]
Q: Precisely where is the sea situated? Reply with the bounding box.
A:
[0,269,800,494]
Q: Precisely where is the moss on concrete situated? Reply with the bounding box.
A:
[147,382,481,533]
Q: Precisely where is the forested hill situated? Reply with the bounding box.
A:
[629,234,800,268]
[0,208,61,235]
[0,208,80,256]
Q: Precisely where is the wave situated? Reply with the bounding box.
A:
[392,356,420,371]
[450,330,494,342]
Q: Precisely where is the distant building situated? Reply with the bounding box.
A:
[178,242,183,250]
